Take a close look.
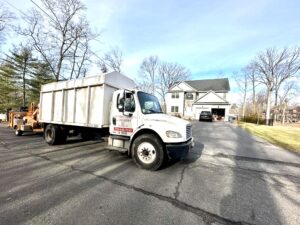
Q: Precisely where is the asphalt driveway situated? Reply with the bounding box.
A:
[193,121,300,164]
[0,122,299,225]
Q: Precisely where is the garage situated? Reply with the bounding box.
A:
[211,108,225,120]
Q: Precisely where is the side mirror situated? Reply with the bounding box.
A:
[117,97,124,112]
[118,104,124,112]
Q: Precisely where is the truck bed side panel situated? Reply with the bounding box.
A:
[65,89,75,123]
[89,85,104,126]
[75,87,89,124]
[53,91,63,122]
[40,92,53,122]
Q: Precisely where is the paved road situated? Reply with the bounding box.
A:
[0,122,299,225]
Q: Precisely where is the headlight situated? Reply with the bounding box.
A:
[166,130,182,138]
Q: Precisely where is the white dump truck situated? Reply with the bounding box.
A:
[39,72,193,170]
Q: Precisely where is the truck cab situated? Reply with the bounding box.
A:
[109,89,194,170]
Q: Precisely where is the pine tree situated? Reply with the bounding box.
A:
[9,46,36,107]
[0,62,20,112]
[0,45,54,112]
[28,62,55,103]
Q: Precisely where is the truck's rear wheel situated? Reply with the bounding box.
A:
[132,134,164,171]
[44,124,60,145]
[15,130,23,136]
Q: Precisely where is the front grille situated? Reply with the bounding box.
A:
[186,125,192,139]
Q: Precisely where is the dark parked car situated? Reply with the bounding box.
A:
[199,111,213,122]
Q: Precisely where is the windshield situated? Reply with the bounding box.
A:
[201,111,211,115]
[137,92,163,114]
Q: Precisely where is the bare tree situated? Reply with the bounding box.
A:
[68,18,94,79]
[255,90,267,124]
[0,3,14,44]
[157,62,191,110]
[279,81,298,124]
[233,69,249,119]
[99,47,123,73]
[20,0,96,81]
[252,47,300,125]
[139,56,159,95]
[274,47,300,106]
[135,80,153,94]
[245,63,260,114]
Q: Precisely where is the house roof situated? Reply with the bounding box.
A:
[193,90,230,105]
[184,78,230,92]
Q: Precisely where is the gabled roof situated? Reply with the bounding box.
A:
[185,78,230,92]
[193,90,229,105]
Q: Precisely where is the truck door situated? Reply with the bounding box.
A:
[111,91,137,137]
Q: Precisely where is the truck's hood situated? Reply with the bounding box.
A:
[140,113,191,143]
[143,113,190,127]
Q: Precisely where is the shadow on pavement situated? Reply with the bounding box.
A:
[219,124,284,225]
[162,142,204,169]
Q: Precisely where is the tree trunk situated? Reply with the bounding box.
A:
[242,92,247,119]
[274,88,279,106]
[282,102,287,124]
[22,58,28,107]
[252,79,256,114]
[266,88,272,125]
[152,84,155,96]
[273,88,279,122]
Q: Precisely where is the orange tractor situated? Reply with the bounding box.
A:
[8,102,43,136]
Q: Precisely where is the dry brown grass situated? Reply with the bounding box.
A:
[238,122,300,154]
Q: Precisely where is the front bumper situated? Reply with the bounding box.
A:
[165,137,194,160]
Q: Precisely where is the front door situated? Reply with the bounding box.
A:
[110,91,137,137]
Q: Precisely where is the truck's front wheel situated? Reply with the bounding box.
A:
[132,134,164,171]
[44,124,60,145]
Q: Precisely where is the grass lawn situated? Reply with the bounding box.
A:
[238,122,300,154]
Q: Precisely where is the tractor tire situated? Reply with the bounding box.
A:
[15,130,23,136]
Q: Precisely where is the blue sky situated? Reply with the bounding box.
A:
[3,0,300,103]
[84,0,300,79]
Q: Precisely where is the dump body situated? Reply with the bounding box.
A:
[39,72,136,128]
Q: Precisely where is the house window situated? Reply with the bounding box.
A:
[171,92,179,98]
[171,106,179,112]
[185,93,193,100]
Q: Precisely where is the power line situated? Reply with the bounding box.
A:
[2,0,29,18]
[29,0,57,24]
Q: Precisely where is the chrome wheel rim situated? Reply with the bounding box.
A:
[137,142,156,164]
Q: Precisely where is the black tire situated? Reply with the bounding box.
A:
[44,124,60,145]
[15,130,23,136]
[132,134,165,171]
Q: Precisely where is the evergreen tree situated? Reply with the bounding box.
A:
[0,45,54,112]
[28,62,55,103]
[9,46,36,107]
[0,62,20,112]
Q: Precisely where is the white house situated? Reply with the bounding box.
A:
[165,78,231,121]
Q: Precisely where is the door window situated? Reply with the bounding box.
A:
[124,92,135,112]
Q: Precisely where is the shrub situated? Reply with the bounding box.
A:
[241,115,266,125]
